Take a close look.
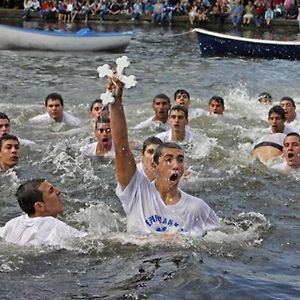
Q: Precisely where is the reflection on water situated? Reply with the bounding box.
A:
[0,22,299,299]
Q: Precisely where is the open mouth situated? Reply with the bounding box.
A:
[169,173,178,182]
[288,153,294,159]
[102,138,108,143]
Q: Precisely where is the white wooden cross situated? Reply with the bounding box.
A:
[97,56,137,105]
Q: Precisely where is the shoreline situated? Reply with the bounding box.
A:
[0,8,299,32]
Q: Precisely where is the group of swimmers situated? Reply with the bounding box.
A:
[0,77,299,247]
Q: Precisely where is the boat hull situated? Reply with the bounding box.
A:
[0,25,133,51]
[194,28,300,60]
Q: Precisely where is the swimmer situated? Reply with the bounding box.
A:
[257,92,272,105]
[0,134,19,171]
[279,96,300,129]
[208,96,225,115]
[89,99,110,120]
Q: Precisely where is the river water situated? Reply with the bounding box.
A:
[0,21,299,299]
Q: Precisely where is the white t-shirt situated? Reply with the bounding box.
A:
[253,133,286,150]
[29,112,82,127]
[134,116,170,132]
[80,142,115,157]
[17,137,36,146]
[116,170,219,236]
[156,127,194,143]
[262,124,299,135]
[288,112,300,130]
[0,214,87,247]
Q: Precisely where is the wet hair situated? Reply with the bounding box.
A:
[174,89,190,100]
[16,179,45,216]
[0,134,19,150]
[209,96,225,108]
[90,99,103,111]
[258,92,272,102]
[45,93,64,106]
[0,112,10,122]
[280,96,296,107]
[152,94,171,105]
[169,105,189,119]
[95,116,110,129]
[284,132,300,142]
[153,142,183,165]
[268,105,286,119]
[142,136,163,155]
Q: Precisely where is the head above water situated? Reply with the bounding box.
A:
[258,92,272,105]
[268,105,286,120]
[174,89,190,108]
[16,179,64,217]
[142,136,163,155]
[0,134,20,170]
[45,93,64,107]
[283,132,300,169]
[0,112,10,138]
[169,105,189,120]
[90,99,109,119]
[208,96,225,115]
[153,142,183,165]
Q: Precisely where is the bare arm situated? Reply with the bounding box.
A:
[109,77,136,189]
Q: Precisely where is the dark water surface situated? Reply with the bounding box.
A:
[0,22,299,299]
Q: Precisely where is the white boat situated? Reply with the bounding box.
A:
[0,24,133,51]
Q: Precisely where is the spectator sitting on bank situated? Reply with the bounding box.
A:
[29,93,82,127]
[189,3,199,26]
[0,112,35,146]
[230,0,244,27]
[284,0,298,19]
[79,0,92,22]
[254,0,266,27]
[297,6,300,29]
[264,4,274,25]
[0,134,19,172]
[152,0,164,24]
[163,0,175,24]
[40,0,58,20]
[243,0,254,25]
[99,0,109,19]
[144,0,154,15]
[172,1,186,16]
[91,0,101,16]
[23,0,41,19]
[109,0,122,15]
[131,0,143,21]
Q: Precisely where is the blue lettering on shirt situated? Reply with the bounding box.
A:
[145,215,183,232]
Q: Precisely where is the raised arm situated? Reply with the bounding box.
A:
[109,76,136,189]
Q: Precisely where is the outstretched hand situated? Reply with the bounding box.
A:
[106,70,124,102]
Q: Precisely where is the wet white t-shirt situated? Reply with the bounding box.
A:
[116,170,219,236]
[0,214,87,247]
[29,112,82,127]
[134,116,170,132]
[80,142,115,157]
[155,127,194,143]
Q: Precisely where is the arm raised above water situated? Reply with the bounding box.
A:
[109,76,136,190]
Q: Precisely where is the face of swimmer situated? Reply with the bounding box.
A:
[283,134,300,169]
[268,113,285,133]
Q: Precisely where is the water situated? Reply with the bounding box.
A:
[0,21,300,299]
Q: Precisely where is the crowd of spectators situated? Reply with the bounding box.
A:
[0,0,299,28]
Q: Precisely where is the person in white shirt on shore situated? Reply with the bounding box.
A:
[0,179,87,247]
[29,93,82,127]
